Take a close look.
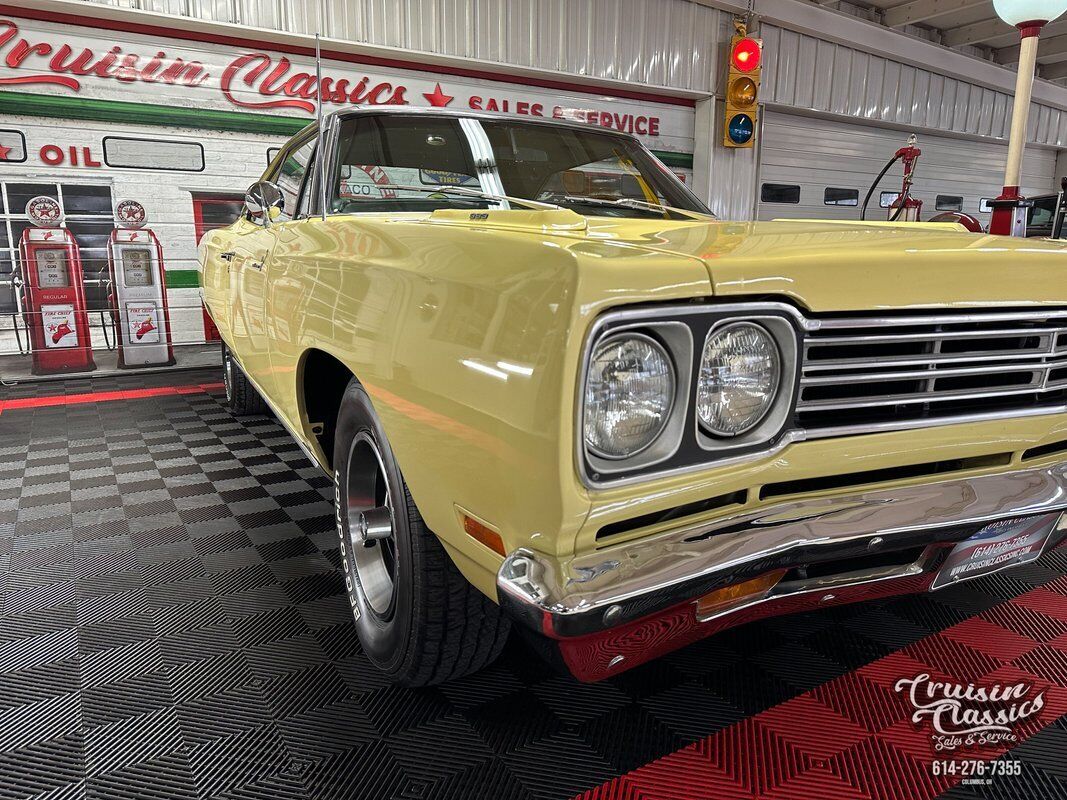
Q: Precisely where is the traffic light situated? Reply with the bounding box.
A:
[723,31,762,149]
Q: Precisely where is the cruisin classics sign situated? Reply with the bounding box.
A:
[0,16,693,152]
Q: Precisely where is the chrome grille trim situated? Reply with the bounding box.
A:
[797,308,1067,431]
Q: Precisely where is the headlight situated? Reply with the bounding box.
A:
[584,334,675,459]
[697,322,780,436]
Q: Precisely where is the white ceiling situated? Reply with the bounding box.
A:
[815,0,1067,83]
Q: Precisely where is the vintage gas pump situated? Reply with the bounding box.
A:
[887,136,922,222]
[18,196,96,375]
[861,134,923,223]
[107,199,175,368]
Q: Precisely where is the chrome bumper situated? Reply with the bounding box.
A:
[497,461,1067,638]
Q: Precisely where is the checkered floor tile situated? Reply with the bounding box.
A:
[0,368,1064,800]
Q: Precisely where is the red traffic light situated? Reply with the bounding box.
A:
[731,37,761,73]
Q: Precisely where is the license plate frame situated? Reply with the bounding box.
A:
[930,513,1060,591]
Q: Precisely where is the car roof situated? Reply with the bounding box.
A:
[322,104,642,141]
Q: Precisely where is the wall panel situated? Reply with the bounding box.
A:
[761,22,1065,148]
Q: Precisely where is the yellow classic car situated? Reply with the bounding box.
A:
[200,107,1067,686]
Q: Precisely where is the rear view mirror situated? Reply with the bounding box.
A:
[245,181,283,227]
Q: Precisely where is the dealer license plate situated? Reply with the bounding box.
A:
[930,513,1060,591]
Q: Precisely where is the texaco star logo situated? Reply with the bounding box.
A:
[25,196,62,228]
[115,199,147,228]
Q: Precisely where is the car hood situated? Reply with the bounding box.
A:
[579,217,1067,312]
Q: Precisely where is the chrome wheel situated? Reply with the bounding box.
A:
[343,431,398,619]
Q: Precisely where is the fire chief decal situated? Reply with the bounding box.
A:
[40,304,77,348]
[126,303,160,343]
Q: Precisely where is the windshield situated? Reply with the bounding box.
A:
[329,113,710,219]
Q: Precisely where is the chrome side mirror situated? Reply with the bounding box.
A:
[245,181,283,227]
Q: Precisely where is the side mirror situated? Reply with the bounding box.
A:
[245,181,283,227]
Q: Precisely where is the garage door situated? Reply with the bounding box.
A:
[757,111,1059,224]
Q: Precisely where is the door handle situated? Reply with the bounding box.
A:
[220,251,236,262]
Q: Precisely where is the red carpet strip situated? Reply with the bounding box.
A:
[575,574,1067,800]
[0,382,224,415]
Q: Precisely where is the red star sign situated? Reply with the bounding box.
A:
[0,143,11,161]
[423,83,454,107]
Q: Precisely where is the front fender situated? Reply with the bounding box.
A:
[266,215,712,595]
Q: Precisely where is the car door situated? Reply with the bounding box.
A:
[229,132,318,402]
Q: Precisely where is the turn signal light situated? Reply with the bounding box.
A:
[462,513,506,556]
[695,569,786,619]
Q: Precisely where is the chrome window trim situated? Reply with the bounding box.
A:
[577,302,1067,490]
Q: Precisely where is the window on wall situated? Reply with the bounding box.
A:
[0,182,116,315]
[879,191,899,208]
[191,194,246,244]
[979,198,994,213]
[103,136,206,172]
[761,183,800,204]
[824,187,858,206]
[935,195,963,211]
[0,129,27,164]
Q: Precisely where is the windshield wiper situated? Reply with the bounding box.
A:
[371,184,562,211]
[545,194,714,220]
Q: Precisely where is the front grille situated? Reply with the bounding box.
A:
[797,309,1067,432]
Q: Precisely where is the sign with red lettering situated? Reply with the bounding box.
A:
[38,144,101,167]
[0,16,693,154]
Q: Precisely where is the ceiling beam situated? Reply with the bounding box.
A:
[946,17,1067,49]
[883,0,989,28]
[942,17,1013,48]
[1040,60,1067,79]
[997,33,1067,65]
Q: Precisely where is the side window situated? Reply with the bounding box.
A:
[274,136,316,221]
[935,195,963,212]
[1028,197,1055,227]
[760,183,800,204]
[823,187,858,206]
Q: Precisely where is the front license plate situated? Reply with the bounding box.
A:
[930,513,1060,591]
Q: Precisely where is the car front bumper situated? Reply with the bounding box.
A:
[496,460,1067,679]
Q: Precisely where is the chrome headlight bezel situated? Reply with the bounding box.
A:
[577,303,801,488]
[697,321,782,438]
[580,322,694,479]
[692,315,797,458]
[583,332,677,460]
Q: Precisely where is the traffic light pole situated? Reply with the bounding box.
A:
[990,22,1044,236]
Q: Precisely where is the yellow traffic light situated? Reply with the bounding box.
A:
[723,31,762,149]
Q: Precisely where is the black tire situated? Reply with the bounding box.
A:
[334,378,510,686]
[221,341,268,416]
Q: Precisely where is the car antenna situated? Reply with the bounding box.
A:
[315,32,327,222]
